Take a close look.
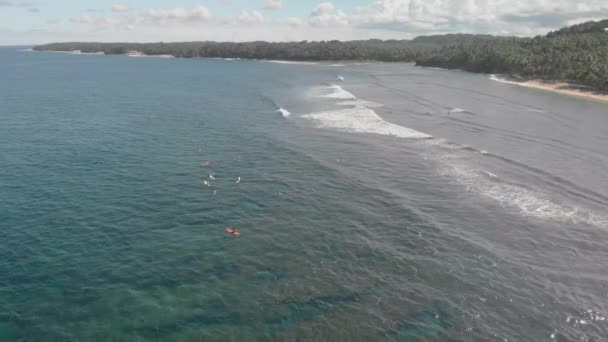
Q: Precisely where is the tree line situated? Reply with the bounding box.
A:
[34,20,608,90]
[415,20,608,90]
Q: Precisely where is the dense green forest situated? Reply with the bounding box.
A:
[33,39,438,61]
[415,20,608,90]
[34,20,608,90]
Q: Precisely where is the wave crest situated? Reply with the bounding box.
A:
[323,84,357,99]
[277,108,291,118]
[303,106,431,139]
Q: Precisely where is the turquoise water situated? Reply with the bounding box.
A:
[2,48,608,341]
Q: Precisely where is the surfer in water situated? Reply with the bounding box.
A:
[226,227,240,236]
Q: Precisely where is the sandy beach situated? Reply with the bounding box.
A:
[490,75,608,102]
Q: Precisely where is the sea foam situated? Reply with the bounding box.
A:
[338,99,384,108]
[264,60,318,65]
[449,108,466,113]
[305,84,430,139]
[303,106,431,139]
[277,108,291,118]
[441,160,608,228]
[323,84,357,99]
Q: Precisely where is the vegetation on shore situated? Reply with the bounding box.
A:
[415,20,608,90]
[34,20,608,90]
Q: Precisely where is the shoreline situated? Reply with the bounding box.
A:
[32,49,378,65]
[490,74,608,103]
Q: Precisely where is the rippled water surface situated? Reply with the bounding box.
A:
[1,48,608,341]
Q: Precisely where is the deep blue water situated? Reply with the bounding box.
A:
[2,48,608,341]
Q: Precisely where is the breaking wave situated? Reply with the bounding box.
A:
[323,84,357,99]
[303,106,432,139]
[305,84,430,139]
[264,60,318,65]
[440,160,608,228]
[304,82,608,228]
[277,108,291,118]
[337,99,384,108]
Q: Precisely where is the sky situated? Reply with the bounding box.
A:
[1,0,607,44]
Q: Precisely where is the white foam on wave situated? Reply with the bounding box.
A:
[417,137,608,228]
[126,53,175,59]
[43,50,80,55]
[277,108,291,118]
[419,138,466,151]
[489,74,502,82]
[490,74,523,86]
[525,108,545,113]
[330,64,346,67]
[17,48,33,52]
[47,50,83,55]
[303,106,432,139]
[440,160,608,228]
[482,171,498,178]
[264,60,318,65]
[323,84,357,99]
[304,79,608,229]
[338,99,383,108]
[449,108,466,113]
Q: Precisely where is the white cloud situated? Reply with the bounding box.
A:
[31,0,608,44]
[70,14,112,25]
[311,2,335,17]
[141,5,212,24]
[112,4,132,13]
[351,0,608,35]
[232,10,264,25]
[279,17,304,27]
[144,8,188,21]
[190,5,212,21]
[0,0,34,6]
[262,0,282,10]
[309,2,349,27]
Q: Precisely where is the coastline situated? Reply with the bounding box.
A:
[28,48,608,102]
[32,49,372,65]
[490,74,608,103]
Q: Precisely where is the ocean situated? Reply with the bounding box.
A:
[1,47,607,341]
